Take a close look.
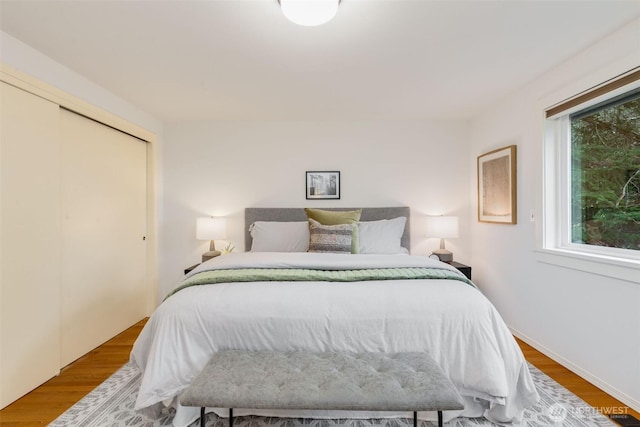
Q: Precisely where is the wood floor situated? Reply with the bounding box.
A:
[0,319,147,427]
[0,319,638,426]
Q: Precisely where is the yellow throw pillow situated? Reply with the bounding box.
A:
[304,208,362,253]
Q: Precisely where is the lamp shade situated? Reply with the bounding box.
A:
[426,216,459,239]
[196,217,227,240]
[280,0,339,26]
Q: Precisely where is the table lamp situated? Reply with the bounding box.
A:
[426,216,459,263]
[196,217,227,262]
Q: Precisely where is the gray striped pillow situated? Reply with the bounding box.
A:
[307,219,354,253]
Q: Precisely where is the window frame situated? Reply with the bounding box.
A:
[540,69,640,284]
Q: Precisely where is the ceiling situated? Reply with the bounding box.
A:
[1,0,639,122]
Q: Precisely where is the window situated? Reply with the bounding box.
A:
[569,90,640,250]
[543,69,640,275]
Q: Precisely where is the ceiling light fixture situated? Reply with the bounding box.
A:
[279,0,340,27]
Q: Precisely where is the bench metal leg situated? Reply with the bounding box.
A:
[438,411,443,427]
[199,407,231,427]
[413,411,417,427]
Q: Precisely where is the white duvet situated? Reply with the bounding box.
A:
[130,253,538,426]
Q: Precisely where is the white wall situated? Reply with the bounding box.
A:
[0,31,162,135]
[469,19,640,411]
[160,120,471,298]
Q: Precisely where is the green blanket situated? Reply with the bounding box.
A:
[166,267,475,300]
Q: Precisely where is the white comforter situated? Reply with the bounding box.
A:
[131,253,538,426]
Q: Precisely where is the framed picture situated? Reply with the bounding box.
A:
[478,145,517,224]
[306,171,340,200]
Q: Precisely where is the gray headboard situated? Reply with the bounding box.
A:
[245,207,410,251]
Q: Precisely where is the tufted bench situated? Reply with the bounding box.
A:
[180,350,464,427]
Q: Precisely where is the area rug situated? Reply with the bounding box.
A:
[48,362,617,427]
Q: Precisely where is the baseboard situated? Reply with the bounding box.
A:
[510,326,640,414]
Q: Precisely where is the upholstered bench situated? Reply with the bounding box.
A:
[180,350,464,427]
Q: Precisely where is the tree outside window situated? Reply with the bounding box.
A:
[570,92,640,250]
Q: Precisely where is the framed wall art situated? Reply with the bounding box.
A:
[477,145,517,224]
[306,171,340,200]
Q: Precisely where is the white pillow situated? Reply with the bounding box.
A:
[358,217,408,254]
[249,221,309,252]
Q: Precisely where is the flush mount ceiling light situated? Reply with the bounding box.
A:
[279,0,340,26]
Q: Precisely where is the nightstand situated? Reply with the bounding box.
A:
[450,261,471,280]
[184,263,200,275]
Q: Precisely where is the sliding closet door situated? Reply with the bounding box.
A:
[0,82,61,408]
[60,109,147,366]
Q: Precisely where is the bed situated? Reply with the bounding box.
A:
[130,207,539,427]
